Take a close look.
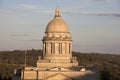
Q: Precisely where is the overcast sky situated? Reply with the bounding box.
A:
[0,0,120,54]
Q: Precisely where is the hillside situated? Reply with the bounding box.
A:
[0,49,120,80]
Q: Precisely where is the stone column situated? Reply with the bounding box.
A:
[62,43,65,54]
[67,42,69,54]
[55,43,59,54]
[43,42,46,54]
[46,42,48,54]
[53,43,55,54]
[48,42,52,54]
[60,43,62,54]
[70,42,72,55]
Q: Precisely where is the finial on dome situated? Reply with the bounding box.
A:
[55,6,61,17]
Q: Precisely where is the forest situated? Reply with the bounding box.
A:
[0,49,120,80]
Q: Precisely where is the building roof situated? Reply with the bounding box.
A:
[45,7,69,33]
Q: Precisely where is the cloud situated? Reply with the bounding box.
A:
[19,4,39,10]
[63,10,120,17]
[20,4,53,15]
[0,8,30,19]
[0,9,14,17]
[93,0,110,2]
[0,4,52,18]
[80,10,120,17]
[20,39,41,42]
[87,12,120,17]
[11,34,29,37]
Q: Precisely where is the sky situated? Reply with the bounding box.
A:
[0,0,120,54]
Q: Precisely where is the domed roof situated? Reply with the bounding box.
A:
[45,7,69,33]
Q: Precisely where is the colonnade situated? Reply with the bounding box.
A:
[43,42,71,55]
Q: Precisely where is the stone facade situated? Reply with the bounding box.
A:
[21,7,99,80]
[21,69,98,80]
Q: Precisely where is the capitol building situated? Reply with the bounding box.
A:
[21,7,99,80]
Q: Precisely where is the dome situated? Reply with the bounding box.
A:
[45,7,69,33]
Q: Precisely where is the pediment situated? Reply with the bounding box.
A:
[46,73,72,80]
[50,67,70,71]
